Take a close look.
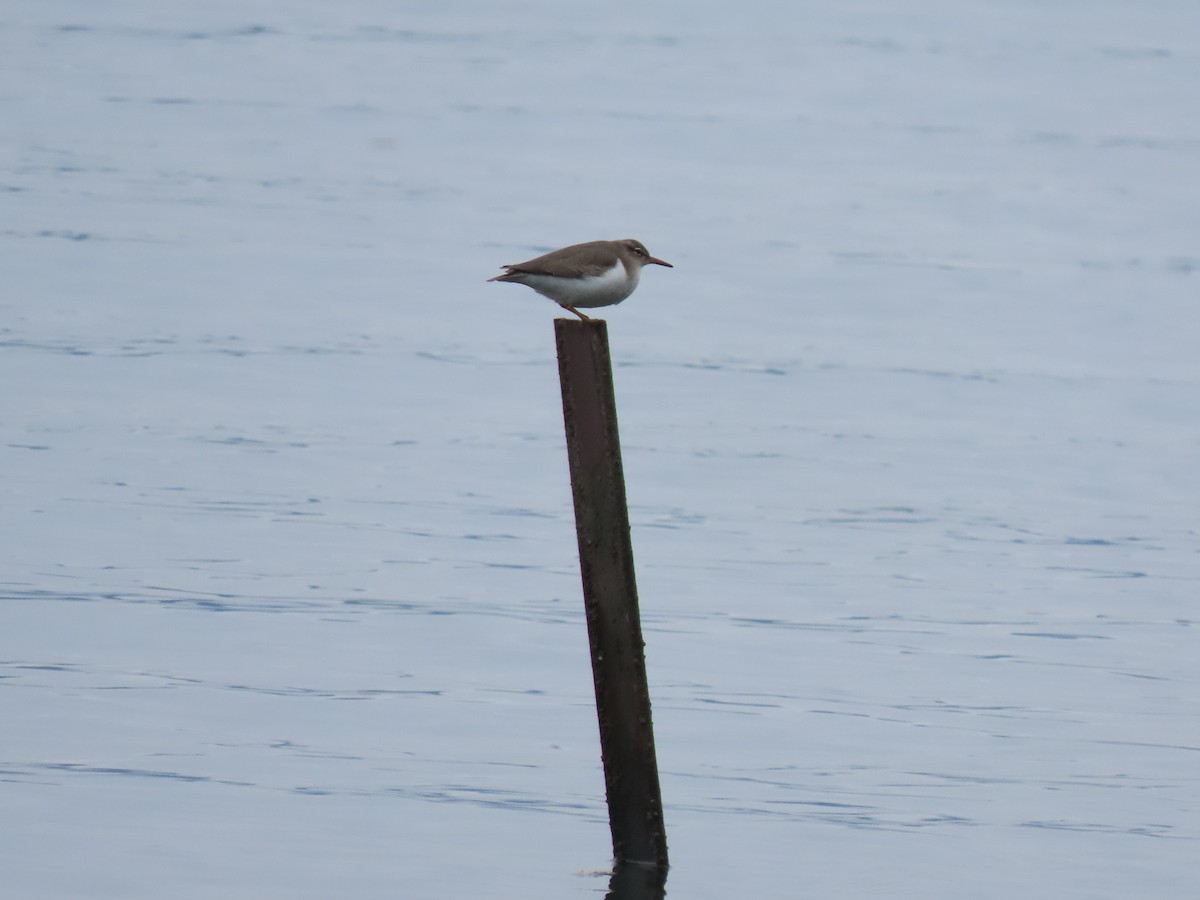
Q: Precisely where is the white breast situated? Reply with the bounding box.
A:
[520,261,638,308]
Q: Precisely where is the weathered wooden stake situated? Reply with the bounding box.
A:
[554,318,668,870]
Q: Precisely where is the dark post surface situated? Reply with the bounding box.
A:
[554,318,668,870]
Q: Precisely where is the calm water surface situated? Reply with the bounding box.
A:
[3,2,1198,898]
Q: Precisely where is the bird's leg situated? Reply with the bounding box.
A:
[564,306,592,321]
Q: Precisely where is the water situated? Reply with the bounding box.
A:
[3,2,1198,898]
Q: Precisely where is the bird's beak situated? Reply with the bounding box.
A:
[646,256,673,268]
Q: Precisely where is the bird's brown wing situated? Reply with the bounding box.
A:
[492,241,619,279]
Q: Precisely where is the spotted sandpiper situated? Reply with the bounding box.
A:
[488,238,672,320]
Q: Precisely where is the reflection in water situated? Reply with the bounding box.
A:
[607,862,667,900]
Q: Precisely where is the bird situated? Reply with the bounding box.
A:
[488,238,672,320]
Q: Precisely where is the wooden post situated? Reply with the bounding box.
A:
[554,318,668,870]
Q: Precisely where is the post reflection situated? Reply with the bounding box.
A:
[606,861,667,900]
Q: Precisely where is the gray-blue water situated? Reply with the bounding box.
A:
[3,2,1198,897]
